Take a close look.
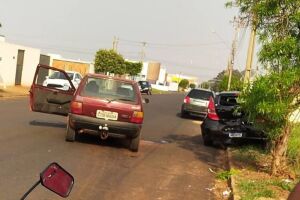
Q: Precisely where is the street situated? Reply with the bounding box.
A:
[0,94,225,200]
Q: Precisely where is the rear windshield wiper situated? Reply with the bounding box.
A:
[106,98,117,103]
[117,98,134,102]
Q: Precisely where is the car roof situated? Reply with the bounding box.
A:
[86,73,136,84]
[216,91,240,96]
[190,88,213,93]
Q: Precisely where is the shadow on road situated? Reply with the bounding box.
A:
[176,113,205,121]
[29,120,67,128]
[163,134,226,169]
[76,134,129,150]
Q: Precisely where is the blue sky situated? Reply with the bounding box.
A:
[0,0,254,81]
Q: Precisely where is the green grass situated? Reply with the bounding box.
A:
[151,88,171,94]
[216,169,239,181]
[238,180,276,200]
[238,178,295,200]
[287,125,300,164]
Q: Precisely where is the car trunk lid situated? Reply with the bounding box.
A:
[80,96,140,123]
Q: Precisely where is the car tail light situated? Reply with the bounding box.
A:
[131,111,144,124]
[184,96,191,104]
[71,101,83,115]
[207,96,219,121]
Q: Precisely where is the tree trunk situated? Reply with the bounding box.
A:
[271,125,291,175]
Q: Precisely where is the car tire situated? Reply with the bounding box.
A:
[65,123,77,142]
[129,134,141,152]
[202,132,213,146]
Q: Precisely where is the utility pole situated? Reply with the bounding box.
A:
[112,36,119,52]
[140,42,147,61]
[243,27,256,86]
[227,16,241,91]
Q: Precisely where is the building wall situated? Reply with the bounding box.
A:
[52,59,91,76]
[0,41,40,87]
[157,68,167,84]
[147,62,160,83]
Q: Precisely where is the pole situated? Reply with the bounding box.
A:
[112,36,119,52]
[243,27,256,86]
[227,17,240,91]
[140,42,146,61]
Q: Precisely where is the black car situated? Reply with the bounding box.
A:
[201,91,266,147]
[138,81,152,95]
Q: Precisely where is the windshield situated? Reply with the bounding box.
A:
[187,89,213,101]
[219,95,238,106]
[49,72,73,80]
[81,77,136,102]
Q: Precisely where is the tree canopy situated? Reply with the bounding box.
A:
[94,49,142,76]
[227,0,300,174]
[178,79,189,90]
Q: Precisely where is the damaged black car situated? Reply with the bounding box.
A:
[201,91,267,147]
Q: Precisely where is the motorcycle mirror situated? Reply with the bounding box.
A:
[40,162,74,198]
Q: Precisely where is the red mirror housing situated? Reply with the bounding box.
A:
[40,162,74,198]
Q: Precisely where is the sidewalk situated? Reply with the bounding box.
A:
[0,86,29,98]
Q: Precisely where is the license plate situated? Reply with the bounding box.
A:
[229,133,243,138]
[192,99,207,107]
[96,110,118,121]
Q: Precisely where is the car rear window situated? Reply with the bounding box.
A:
[80,77,136,102]
[187,89,213,100]
[219,95,238,106]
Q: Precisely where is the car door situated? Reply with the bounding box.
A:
[29,65,76,116]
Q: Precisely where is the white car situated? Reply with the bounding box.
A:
[43,71,83,90]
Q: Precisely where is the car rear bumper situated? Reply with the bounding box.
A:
[201,118,266,143]
[182,104,207,115]
[69,113,141,138]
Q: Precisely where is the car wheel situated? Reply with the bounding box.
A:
[65,123,77,142]
[129,134,141,152]
[202,132,213,146]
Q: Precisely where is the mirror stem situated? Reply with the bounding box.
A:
[20,180,41,200]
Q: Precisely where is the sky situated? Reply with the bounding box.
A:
[0,0,254,81]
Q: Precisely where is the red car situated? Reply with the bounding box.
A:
[29,65,148,152]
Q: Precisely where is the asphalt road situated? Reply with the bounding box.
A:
[0,94,225,200]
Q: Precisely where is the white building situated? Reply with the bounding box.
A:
[0,36,40,87]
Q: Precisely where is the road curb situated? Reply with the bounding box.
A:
[227,148,240,200]
[0,94,28,100]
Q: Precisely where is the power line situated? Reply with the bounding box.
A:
[118,37,228,48]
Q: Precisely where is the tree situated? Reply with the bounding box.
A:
[94,49,142,76]
[240,69,300,174]
[178,79,189,91]
[189,83,196,89]
[227,0,300,174]
[226,0,300,71]
[94,49,125,75]
[201,82,210,89]
[210,70,242,92]
[218,74,243,92]
[125,61,143,76]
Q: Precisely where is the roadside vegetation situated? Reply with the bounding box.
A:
[223,0,300,198]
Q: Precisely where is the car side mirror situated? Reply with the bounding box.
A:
[45,76,49,79]
[40,162,74,198]
[75,78,81,83]
[143,98,150,104]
